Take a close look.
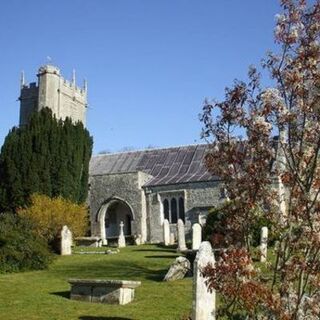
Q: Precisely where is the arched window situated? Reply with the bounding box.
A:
[179,197,185,222]
[163,199,169,221]
[171,198,178,223]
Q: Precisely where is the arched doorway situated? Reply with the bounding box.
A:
[97,197,134,244]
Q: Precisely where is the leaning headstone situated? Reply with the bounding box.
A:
[260,226,268,263]
[163,256,191,281]
[118,221,126,248]
[192,241,216,320]
[192,223,202,250]
[163,219,170,246]
[61,225,72,255]
[177,219,187,251]
[170,232,175,245]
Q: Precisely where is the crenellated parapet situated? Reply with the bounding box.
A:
[19,65,87,126]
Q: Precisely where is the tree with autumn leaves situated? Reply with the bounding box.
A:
[201,1,320,319]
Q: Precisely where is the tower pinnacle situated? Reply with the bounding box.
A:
[72,69,76,86]
[20,71,25,89]
[19,65,87,126]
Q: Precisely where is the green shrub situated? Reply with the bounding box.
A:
[250,214,277,247]
[0,213,53,273]
[0,108,93,212]
[202,205,235,248]
[203,203,277,248]
[202,206,224,241]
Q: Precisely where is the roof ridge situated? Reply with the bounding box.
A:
[92,142,207,157]
[89,143,217,186]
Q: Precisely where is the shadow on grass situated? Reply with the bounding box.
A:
[50,291,70,299]
[79,317,133,320]
[144,255,179,259]
[50,259,170,282]
[132,248,176,253]
[145,268,167,281]
[155,243,175,248]
[133,243,177,253]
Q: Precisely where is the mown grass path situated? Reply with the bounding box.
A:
[0,245,192,320]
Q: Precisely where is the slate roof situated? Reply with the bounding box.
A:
[89,144,217,187]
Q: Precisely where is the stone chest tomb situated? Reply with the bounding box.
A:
[68,279,141,305]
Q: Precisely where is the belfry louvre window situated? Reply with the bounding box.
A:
[162,196,185,223]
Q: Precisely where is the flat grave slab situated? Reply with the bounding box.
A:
[74,237,102,247]
[68,279,141,305]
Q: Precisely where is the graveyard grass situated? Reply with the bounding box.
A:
[0,244,192,320]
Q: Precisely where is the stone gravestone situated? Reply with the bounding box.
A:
[61,225,72,255]
[163,256,191,281]
[177,219,187,251]
[134,234,142,246]
[192,241,216,320]
[260,226,268,263]
[163,219,170,246]
[192,223,202,250]
[170,232,175,245]
[118,221,126,248]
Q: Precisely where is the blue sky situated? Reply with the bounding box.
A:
[0,0,281,154]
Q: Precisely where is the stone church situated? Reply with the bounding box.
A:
[20,65,221,244]
[89,145,221,244]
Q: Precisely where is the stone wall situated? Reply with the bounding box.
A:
[89,170,222,244]
[57,79,87,125]
[19,83,39,126]
[19,65,87,126]
[89,171,152,242]
[145,180,221,243]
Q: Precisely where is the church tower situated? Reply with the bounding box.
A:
[19,65,87,126]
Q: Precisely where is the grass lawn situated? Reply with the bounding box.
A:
[0,244,192,320]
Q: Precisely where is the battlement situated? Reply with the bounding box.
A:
[38,64,61,76]
[19,65,87,126]
[37,64,87,94]
[21,82,38,90]
[62,79,86,95]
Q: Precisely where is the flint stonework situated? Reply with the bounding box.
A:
[89,157,222,244]
[192,241,216,320]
